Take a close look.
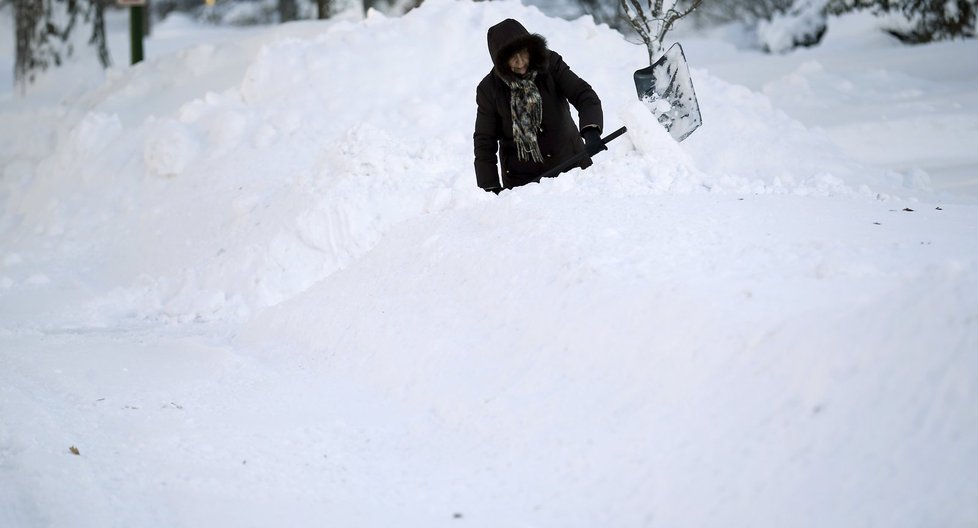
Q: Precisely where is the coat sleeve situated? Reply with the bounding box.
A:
[474,80,503,190]
[549,51,603,133]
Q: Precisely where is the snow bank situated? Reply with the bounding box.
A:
[234,189,978,527]
[0,0,939,325]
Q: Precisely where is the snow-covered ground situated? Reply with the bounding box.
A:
[1,1,976,526]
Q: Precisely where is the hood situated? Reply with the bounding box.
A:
[487,18,549,82]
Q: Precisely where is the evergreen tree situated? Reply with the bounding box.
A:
[14,0,110,91]
[829,0,977,42]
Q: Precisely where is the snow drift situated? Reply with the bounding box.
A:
[1,1,976,527]
[0,0,934,324]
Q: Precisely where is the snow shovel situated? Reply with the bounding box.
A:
[536,126,628,180]
[633,42,702,142]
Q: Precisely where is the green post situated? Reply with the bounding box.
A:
[130,5,145,65]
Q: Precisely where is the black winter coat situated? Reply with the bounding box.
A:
[473,19,603,191]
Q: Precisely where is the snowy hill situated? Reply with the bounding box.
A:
[1,1,977,526]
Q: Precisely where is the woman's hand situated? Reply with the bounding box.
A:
[582,127,607,157]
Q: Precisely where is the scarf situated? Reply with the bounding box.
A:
[505,71,544,164]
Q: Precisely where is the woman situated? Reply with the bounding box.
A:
[473,18,605,193]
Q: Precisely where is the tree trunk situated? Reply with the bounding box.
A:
[91,0,111,67]
[317,0,331,19]
[14,0,44,90]
[279,0,298,22]
[143,0,152,36]
[620,0,702,65]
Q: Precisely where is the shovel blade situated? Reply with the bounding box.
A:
[633,43,702,142]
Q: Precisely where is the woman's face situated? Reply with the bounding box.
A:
[508,49,529,75]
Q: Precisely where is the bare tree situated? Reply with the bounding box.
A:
[620,0,705,63]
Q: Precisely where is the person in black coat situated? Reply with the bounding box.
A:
[473,18,605,193]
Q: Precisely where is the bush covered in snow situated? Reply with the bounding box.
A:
[758,0,830,52]
[830,0,977,42]
[703,0,974,52]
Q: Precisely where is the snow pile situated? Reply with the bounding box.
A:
[0,0,931,325]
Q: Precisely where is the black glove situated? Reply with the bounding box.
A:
[582,127,606,157]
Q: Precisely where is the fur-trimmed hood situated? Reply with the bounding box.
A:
[487,18,549,82]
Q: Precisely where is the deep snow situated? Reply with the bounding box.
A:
[1,1,977,526]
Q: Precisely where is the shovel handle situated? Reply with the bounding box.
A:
[601,126,629,144]
[536,126,627,180]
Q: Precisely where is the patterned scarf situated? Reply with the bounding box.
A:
[505,71,544,164]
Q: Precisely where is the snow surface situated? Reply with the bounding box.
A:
[1,1,977,526]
